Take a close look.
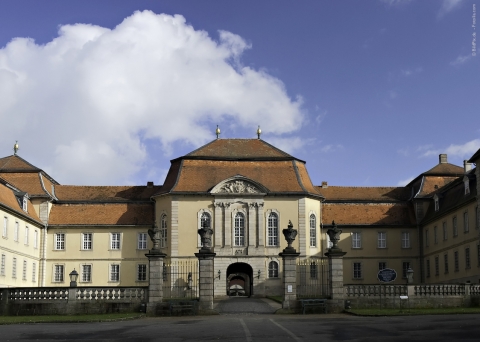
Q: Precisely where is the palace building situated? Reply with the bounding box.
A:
[1,137,479,295]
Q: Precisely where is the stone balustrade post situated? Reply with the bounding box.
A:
[325,248,346,301]
[279,251,300,310]
[145,251,167,316]
[195,249,216,313]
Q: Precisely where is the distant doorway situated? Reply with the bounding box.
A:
[226,263,253,297]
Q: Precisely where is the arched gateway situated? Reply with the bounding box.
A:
[226,263,253,297]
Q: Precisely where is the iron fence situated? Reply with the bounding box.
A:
[162,259,199,300]
[296,258,330,298]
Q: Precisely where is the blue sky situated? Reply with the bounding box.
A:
[0,0,478,187]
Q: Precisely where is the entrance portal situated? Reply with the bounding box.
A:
[226,263,253,297]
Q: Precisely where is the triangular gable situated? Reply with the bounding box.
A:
[210,175,269,194]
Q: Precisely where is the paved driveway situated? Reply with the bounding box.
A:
[214,297,280,314]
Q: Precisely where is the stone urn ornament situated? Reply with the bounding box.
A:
[326,220,342,251]
[147,223,161,252]
[198,220,214,252]
[282,220,298,253]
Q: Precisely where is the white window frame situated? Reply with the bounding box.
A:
[197,210,212,247]
[53,264,64,282]
[266,211,279,247]
[3,216,8,238]
[1,254,5,276]
[138,233,147,250]
[81,264,92,282]
[22,196,28,212]
[110,264,120,282]
[14,221,19,242]
[12,257,17,278]
[401,232,410,248]
[55,233,65,250]
[309,213,317,248]
[233,211,246,247]
[378,262,387,271]
[82,233,93,250]
[137,264,147,281]
[22,260,27,280]
[352,232,361,249]
[24,226,29,245]
[160,214,168,248]
[377,232,386,248]
[464,176,470,195]
[434,196,439,211]
[32,262,36,282]
[110,233,121,250]
[268,261,279,278]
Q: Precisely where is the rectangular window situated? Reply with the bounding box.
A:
[1,254,5,276]
[401,232,410,248]
[12,257,17,278]
[434,257,439,276]
[453,217,458,237]
[377,232,386,248]
[352,232,361,249]
[464,212,469,233]
[32,263,36,282]
[425,229,429,247]
[353,262,362,279]
[378,262,387,271]
[454,251,459,272]
[444,254,449,274]
[14,222,19,241]
[434,226,438,244]
[22,196,28,212]
[442,222,447,240]
[2,217,7,237]
[465,247,471,269]
[54,264,64,282]
[22,260,27,280]
[310,263,318,279]
[137,264,147,281]
[82,264,92,282]
[82,233,92,250]
[426,259,430,278]
[110,233,121,250]
[110,264,120,281]
[55,233,65,250]
[138,233,147,250]
[34,230,38,249]
[402,262,410,278]
[24,226,29,245]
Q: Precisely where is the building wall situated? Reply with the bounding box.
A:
[1,208,42,288]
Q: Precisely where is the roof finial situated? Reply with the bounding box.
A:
[215,125,221,139]
[256,125,262,139]
[13,141,19,155]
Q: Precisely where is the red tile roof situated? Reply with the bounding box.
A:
[48,203,154,225]
[0,173,49,197]
[0,155,41,171]
[54,185,162,202]
[0,181,42,223]
[319,186,411,201]
[323,203,416,225]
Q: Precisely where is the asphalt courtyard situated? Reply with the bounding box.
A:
[2,298,480,341]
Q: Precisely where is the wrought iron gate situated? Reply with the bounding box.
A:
[162,259,199,299]
[296,258,330,298]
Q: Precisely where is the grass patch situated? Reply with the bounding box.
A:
[266,296,283,304]
[0,313,145,325]
[346,307,480,316]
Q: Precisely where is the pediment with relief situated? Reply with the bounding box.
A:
[210,176,268,194]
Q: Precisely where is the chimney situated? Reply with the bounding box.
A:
[464,160,472,173]
[147,181,154,188]
[439,154,448,164]
[321,181,328,188]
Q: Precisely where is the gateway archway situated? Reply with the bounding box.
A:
[226,263,253,297]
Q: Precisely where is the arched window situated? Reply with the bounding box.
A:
[201,212,211,229]
[267,212,278,246]
[160,214,167,248]
[268,261,278,278]
[309,214,317,247]
[234,212,245,246]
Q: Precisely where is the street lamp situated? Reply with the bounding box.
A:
[406,267,414,284]
[69,269,79,287]
[217,270,221,279]
[257,270,261,279]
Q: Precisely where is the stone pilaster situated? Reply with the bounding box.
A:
[214,202,223,247]
[279,251,300,310]
[171,200,179,256]
[224,203,231,247]
[258,203,265,246]
[145,251,167,315]
[298,198,306,256]
[248,203,256,247]
[325,248,346,300]
[195,250,216,312]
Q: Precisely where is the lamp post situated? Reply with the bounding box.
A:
[406,267,414,284]
[69,269,79,287]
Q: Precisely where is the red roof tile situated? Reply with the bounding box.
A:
[319,186,411,201]
[0,173,49,197]
[0,155,41,171]
[54,185,162,202]
[0,182,42,223]
[323,203,416,225]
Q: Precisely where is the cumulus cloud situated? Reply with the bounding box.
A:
[0,11,304,185]
[450,54,472,66]
[421,139,480,158]
[438,0,463,18]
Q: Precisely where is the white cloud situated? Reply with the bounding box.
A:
[380,0,413,7]
[401,67,423,76]
[421,139,480,158]
[396,176,415,186]
[438,0,463,18]
[0,11,304,185]
[265,137,315,155]
[320,144,344,153]
[450,54,472,66]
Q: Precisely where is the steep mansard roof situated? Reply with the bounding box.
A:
[156,139,322,197]
[54,185,162,202]
[319,186,411,202]
[0,180,42,224]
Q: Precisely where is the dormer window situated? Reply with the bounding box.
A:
[434,194,439,212]
[464,176,470,195]
[22,196,28,212]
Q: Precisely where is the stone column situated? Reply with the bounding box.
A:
[324,249,346,300]
[258,203,264,246]
[214,202,223,247]
[195,250,216,312]
[224,203,232,247]
[145,251,167,316]
[279,251,300,310]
